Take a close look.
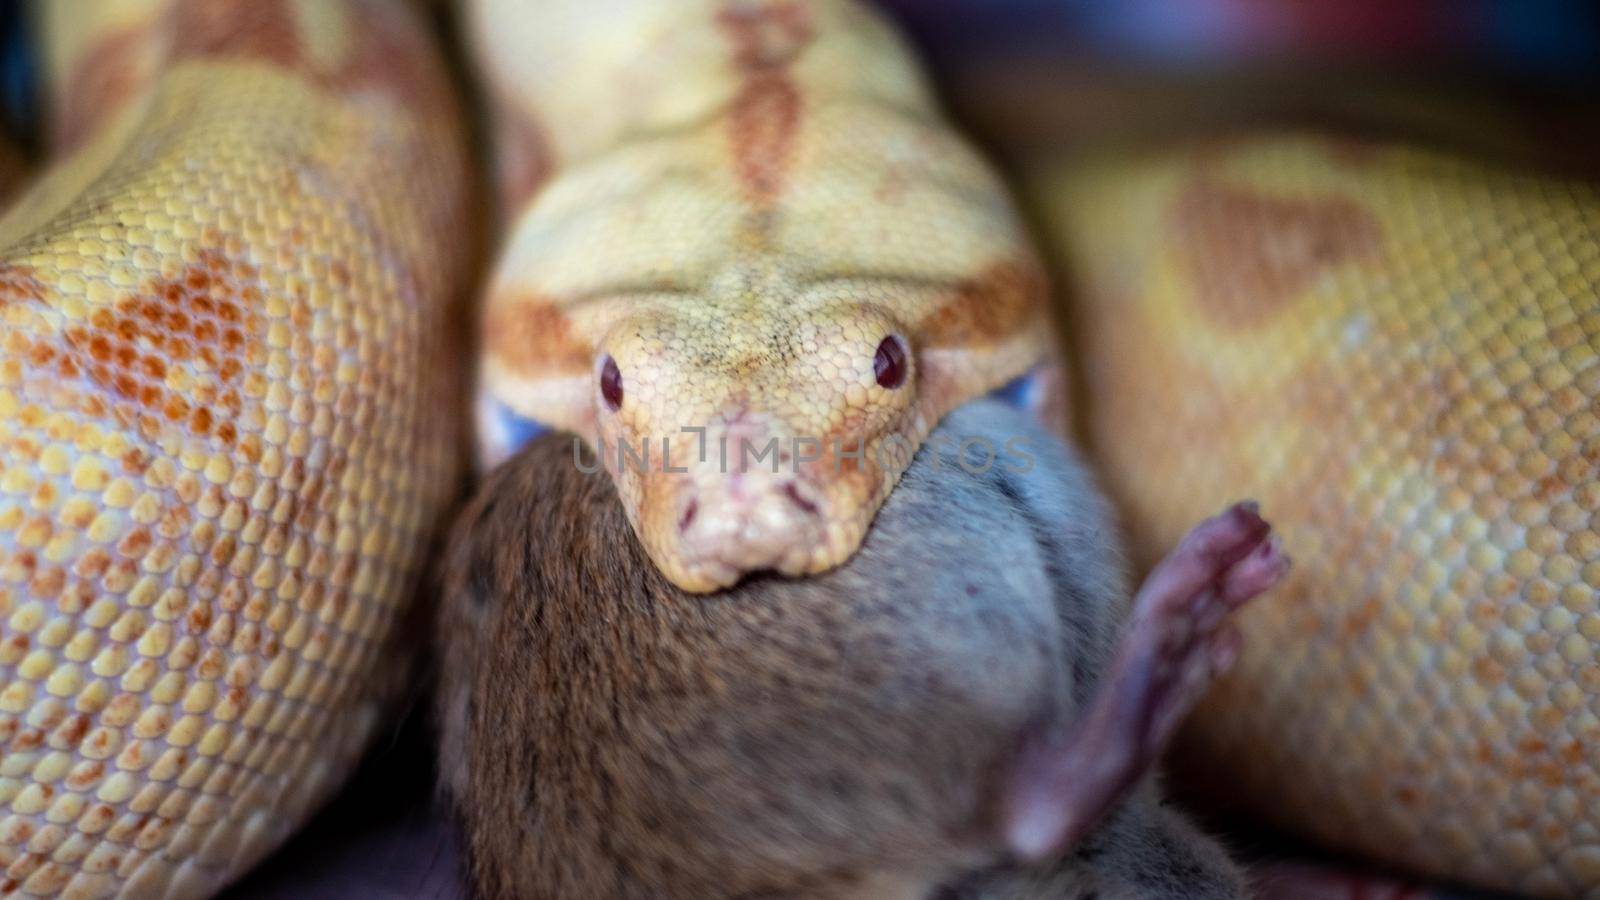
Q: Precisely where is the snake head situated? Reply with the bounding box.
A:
[592,301,923,593]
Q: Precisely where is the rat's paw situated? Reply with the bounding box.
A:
[1136,501,1286,623]
[1002,502,1289,864]
[1126,501,1289,743]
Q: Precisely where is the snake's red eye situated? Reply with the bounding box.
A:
[873,335,907,389]
[600,355,623,411]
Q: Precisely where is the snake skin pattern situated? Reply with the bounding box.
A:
[1029,135,1600,898]
[0,1,469,896]
[469,0,1054,592]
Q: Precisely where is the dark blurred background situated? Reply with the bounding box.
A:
[873,0,1600,167]
[883,0,1600,76]
[4,0,1598,160]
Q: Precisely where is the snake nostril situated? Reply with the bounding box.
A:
[782,482,819,516]
[678,498,698,532]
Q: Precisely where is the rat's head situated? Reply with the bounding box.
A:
[591,299,924,592]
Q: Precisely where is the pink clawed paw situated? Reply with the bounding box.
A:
[1131,501,1290,729]
[1001,501,1290,864]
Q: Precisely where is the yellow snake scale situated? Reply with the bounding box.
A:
[1028,137,1600,898]
[0,0,469,896]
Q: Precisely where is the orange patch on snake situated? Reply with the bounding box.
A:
[54,26,148,151]
[485,300,592,379]
[0,264,46,307]
[170,0,302,67]
[1170,181,1383,329]
[921,260,1048,348]
[171,0,441,110]
[25,245,268,447]
[717,1,814,202]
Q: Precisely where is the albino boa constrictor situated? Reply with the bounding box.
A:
[0,0,1595,898]
[469,1,1600,896]
[0,0,469,896]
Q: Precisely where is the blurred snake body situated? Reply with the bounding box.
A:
[1029,136,1600,898]
[0,1,468,896]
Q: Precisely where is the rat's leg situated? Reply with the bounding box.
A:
[1001,502,1290,864]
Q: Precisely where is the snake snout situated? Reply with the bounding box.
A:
[673,469,826,579]
[642,408,840,589]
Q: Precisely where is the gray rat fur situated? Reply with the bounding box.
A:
[435,400,1250,899]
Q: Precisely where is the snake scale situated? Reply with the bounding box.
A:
[1028,138,1600,898]
[0,0,1596,897]
[0,0,469,896]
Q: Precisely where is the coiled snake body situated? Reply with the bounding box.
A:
[1030,136,1600,898]
[0,1,468,896]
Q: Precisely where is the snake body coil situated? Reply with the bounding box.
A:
[0,1,469,895]
[1032,135,1600,898]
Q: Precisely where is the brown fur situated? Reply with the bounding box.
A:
[435,402,1247,899]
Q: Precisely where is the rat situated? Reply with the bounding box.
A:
[434,400,1289,898]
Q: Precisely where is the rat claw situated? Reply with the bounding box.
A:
[1221,534,1289,607]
